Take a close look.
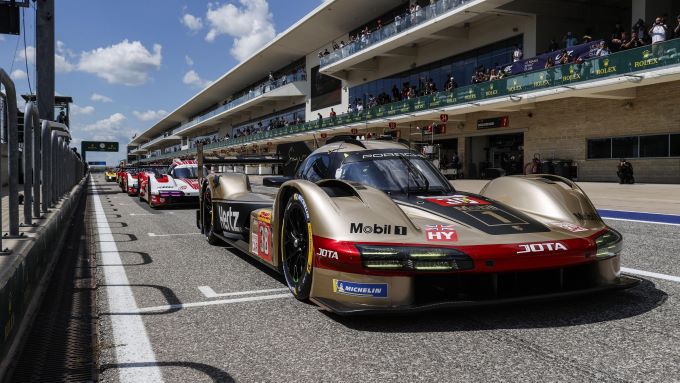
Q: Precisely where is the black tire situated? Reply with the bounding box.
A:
[203,189,223,245]
[281,192,313,300]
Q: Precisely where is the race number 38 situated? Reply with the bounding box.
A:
[258,222,272,262]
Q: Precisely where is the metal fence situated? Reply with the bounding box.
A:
[0,68,86,253]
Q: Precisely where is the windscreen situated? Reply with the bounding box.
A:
[173,166,206,179]
[337,154,453,195]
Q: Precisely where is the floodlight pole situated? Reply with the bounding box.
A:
[36,0,55,121]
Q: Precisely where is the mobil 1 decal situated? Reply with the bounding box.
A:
[350,222,407,235]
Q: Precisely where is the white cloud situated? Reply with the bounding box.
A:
[181,13,203,32]
[91,93,113,103]
[204,0,275,61]
[16,43,74,73]
[185,55,194,66]
[182,69,211,88]
[78,40,162,86]
[17,46,36,64]
[133,109,168,122]
[10,69,27,80]
[80,113,127,135]
[55,53,75,73]
[70,104,95,116]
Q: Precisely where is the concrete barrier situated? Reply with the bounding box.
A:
[0,175,88,380]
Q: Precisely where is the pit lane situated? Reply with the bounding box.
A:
[92,175,680,382]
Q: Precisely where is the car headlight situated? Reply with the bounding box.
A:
[595,229,622,259]
[355,245,474,271]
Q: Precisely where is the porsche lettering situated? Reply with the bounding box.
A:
[517,242,568,254]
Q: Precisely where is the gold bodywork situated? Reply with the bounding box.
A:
[200,141,630,312]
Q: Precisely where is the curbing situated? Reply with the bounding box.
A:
[0,175,89,381]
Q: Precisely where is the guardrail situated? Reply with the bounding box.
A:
[320,0,475,68]
[0,68,86,253]
[138,38,680,163]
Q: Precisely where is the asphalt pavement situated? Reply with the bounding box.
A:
[91,174,680,383]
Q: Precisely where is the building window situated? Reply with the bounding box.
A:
[588,134,680,159]
[671,134,680,157]
[612,136,638,158]
[640,135,669,157]
[587,138,611,159]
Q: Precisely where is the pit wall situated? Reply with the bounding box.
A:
[0,175,88,380]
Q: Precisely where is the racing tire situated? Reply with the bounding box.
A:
[202,189,223,245]
[281,192,313,301]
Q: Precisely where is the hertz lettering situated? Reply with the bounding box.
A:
[350,223,407,235]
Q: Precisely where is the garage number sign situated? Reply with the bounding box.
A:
[81,141,119,152]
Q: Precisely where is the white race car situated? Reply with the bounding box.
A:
[139,159,202,208]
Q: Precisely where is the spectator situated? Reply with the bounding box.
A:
[356,101,364,112]
[674,15,680,39]
[563,31,578,48]
[329,108,336,118]
[622,31,644,50]
[545,56,555,68]
[489,68,499,81]
[558,49,572,64]
[317,112,323,125]
[512,44,523,62]
[392,84,401,101]
[633,18,649,43]
[444,75,458,91]
[609,31,626,52]
[595,41,610,56]
[649,16,668,44]
[57,110,66,124]
[582,35,592,43]
[548,38,559,52]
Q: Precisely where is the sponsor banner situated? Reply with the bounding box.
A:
[504,40,603,76]
[425,224,458,242]
[333,279,388,298]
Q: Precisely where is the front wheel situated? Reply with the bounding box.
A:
[281,193,313,300]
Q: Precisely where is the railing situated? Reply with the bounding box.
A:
[140,39,680,163]
[320,0,475,68]
[140,130,177,149]
[173,72,307,136]
[0,68,86,252]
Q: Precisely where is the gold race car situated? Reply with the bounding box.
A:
[196,137,638,314]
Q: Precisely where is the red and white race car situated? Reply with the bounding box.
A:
[139,159,202,208]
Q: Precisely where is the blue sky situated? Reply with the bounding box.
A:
[0,0,323,165]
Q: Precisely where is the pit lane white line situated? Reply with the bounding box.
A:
[92,180,163,383]
[198,285,290,298]
[147,232,202,237]
[133,293,292,314]
[603,217,680,226]
[622,267,680,283]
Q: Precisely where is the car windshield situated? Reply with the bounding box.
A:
[173,166,207,179]
[337,155,453,195]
